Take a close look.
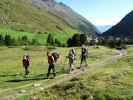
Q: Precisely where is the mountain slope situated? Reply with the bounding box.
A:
[0,0,76,33]
[22,0,99,34]
[102,11,133,37]
[0,0,98,35]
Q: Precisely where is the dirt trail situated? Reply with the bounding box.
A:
[1,50,127,100]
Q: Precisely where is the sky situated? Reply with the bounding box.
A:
[56,0,133,26]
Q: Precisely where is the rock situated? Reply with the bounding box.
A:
[18,89,26,93]
[15,72,20,76]
[39,87,44,91]
[90,95,94,100]
[111,75,119,80]
[30,96,38,100]
[33,83,41,87]
[122,70,129,75]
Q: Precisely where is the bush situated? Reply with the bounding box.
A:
[94,91,106,100]
[47,33,54,45]
[4,35,12,46]
[55,38,61,47]
[72,34,81,46]
[90,39,95,46]
[31,39,39,45]
[67,33,91,47]
[0,35,4,45]
[21,35,28,45]
[67,38,73,47]
[80,34,88,45]
[67,33,88,47]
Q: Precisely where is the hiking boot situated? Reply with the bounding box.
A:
[69,71,73,74]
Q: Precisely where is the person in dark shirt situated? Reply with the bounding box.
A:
[47,51,56,78]
[22,55,31,77]
[80,45,88,70]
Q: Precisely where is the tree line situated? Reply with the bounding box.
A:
[47,33,90,47]
[0,33,66,46]
[0,33,127,49]
[66,34,127,49]
[47,33,63,47]
[98,36,127,49]
[67,34,88,47]
[0,34,39,46]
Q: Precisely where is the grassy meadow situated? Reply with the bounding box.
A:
[0,46,117,91]
[0,28,74,45]
[15,47,133,100]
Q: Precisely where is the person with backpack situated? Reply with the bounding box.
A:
[22,54,31,77]
[52,52,60,63]
[47,51,56,78]
[66,48,76,73]
[80,45,88,71]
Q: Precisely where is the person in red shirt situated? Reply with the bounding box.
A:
[47,51,56,78]
[22,55,31,77]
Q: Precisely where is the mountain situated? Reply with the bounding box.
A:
[0,0,75,33]
[0,0,98,34]
[102,11,133,37]
[97,25,112,33]
[27,0,99,34]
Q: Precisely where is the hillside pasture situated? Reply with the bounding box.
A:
[0,46,117,92]
[18,47,133,100]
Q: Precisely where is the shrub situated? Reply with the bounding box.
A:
[31,38,39,45]
[0,35,4,45]
[21,35,28,45]
[55,38,61,47]
[47,33,54,45]
[94,91,106,100]
[4,35,12,46]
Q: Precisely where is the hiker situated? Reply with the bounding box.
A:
[47,51,56,78]
[80,45,88,70]
[66,48,76,73]
[22,54,31,77]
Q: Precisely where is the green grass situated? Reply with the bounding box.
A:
[17,47,133,100]
[0,28,74,44]
[0,46,120,100]
[0,46,115,91]
[0,28,48,44]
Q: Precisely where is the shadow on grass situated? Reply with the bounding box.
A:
[0,74,18,77]
[6,76,48,83]
[5,71,66,83]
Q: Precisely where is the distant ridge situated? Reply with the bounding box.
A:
[102,11,133,37]
[97,25,112,33]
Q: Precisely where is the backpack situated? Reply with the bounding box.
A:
[52,52,60,62]
[23,58,29,66]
